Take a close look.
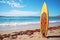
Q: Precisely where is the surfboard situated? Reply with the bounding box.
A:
[40,2,49,38]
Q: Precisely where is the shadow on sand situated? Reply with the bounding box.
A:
[47,35,60,38]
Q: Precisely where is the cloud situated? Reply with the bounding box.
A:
[0,10,39,16]
[0,0,25,8]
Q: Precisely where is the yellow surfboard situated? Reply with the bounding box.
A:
[40,2,49,38]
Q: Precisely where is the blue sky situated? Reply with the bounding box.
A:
[0,0,60,16]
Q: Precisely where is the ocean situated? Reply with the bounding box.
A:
[0,16,60,23]
[0,16,60,31]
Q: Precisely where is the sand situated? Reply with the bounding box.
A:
[0,26,60,40]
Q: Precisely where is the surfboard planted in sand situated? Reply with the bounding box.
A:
[40,2,49,38]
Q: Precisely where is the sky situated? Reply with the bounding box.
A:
[0,0,60,16]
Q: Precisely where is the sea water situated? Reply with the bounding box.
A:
[0,16,60,31]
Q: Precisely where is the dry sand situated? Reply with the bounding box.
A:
[0,26,60,40]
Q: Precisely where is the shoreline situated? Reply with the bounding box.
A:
[0,26,60,40]
[0,21,60,32]
[0,26,60,34]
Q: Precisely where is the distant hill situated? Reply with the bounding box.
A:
[49,14,60,18]
[56,15,60,17]
[0,16,5,17]
[0,14,60,18]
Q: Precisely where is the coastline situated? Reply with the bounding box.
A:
[0,26,60,40]
[0,20,60,40]
[0,20,60,32]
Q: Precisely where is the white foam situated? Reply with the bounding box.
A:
[0,22,40,26]
[0,20,60,25]
[0,20,60,31]
[49,20,60,23]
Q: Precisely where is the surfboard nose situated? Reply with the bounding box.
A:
[41,2,48,15]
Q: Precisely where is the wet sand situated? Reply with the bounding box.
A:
[0,26,60,40]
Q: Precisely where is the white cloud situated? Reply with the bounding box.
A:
[0,0,25,8]
[7,1,24,8]
[0,10,39,16]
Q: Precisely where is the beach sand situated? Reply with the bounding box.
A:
[0,26,60,40]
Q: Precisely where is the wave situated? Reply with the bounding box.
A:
[0,20,60,25]
[0,20,60,31]
[49,20,60,23]
[0,22,39,26]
